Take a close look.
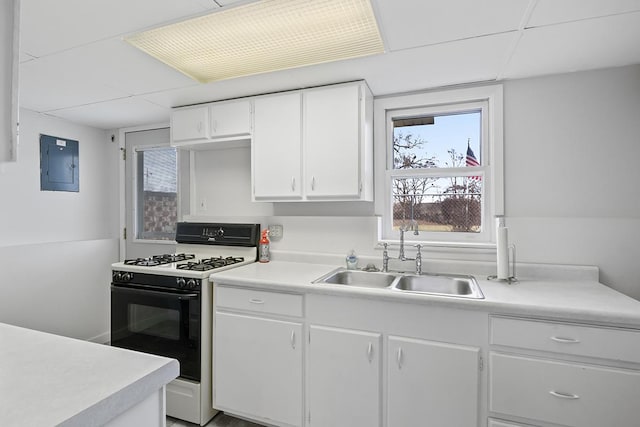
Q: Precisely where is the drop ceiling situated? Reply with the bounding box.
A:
[18,0,640,130]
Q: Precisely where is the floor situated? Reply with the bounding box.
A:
[167,413,265,427]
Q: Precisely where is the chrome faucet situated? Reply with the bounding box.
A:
[398,227,413,261]
[380,242,390,272]
[398,226,410,261]
[415,244,422,275]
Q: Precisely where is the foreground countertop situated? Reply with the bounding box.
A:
[210,261,640,328]
[0,323,179,427]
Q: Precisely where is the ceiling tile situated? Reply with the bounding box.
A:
[19,58,131,112]
[20,0,217,57]
[361,32,518,95]
[373,0,529,51]
[47,97,170,130]
[142,31,516,108]
[503,12,640,79]
[528,0,640,27]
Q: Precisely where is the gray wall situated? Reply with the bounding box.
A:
[190,65,640,301]
[0,108,120,341]
[504,65,640,299]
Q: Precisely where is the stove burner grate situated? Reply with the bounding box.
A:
[177,256,245,271]
[124,253,195,267]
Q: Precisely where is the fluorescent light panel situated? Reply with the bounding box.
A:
[125,0,384,83]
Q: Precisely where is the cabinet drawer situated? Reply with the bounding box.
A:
[490,353,640,427]
[490,316,640,363]
[215,286,303,317]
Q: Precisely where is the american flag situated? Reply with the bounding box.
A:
[466,142,481,180]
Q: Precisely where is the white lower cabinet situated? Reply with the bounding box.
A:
[387,336,480,427]
[214,311,303,427]
[489,315,640,427]
[308,325,381,427]
[490,353,640,427]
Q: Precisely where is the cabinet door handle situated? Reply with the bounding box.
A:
[249,298,264,304]
[549,390,580,400]
[396,347,403,369]
[197,121,202,133]
[311,176,316,191]
[290,331,296,349]
[212,119,217,133]
[367,342,373,363]
[291,177,296,191]
[550,336,580,344]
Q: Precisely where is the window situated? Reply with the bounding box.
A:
[375,85,503,246]
[135,147,178,241]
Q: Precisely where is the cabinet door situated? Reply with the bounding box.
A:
[304,84,361,199]
[210,99,251,137]
[171,106,209,141]
[388,336,480,427]
[214,312,303,426]
[252,92,302,199]
[308,325,381,427]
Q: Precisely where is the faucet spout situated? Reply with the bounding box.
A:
[380,242,389,272]
[415,244,423,275]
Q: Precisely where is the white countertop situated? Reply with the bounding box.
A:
[210,261,640,328]
[0,323,179,427]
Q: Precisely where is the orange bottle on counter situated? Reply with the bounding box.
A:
[259,229,270,263]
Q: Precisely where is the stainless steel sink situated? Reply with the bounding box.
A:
[313,269,398,288]
[392,274,484,299]
[313,268,483,299]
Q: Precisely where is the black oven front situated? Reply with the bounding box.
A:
[110,272,201,381]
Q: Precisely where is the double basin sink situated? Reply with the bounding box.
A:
[313,268,484,299]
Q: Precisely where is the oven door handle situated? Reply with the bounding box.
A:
[111,285,199,300]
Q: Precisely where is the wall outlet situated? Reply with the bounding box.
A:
[268,224,283,241]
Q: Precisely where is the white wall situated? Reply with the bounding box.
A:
[190,65,640,301]
[0,108,120,341]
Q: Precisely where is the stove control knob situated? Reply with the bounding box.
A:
[121,272,133,282]
[216,227,224,238]
[112,271,122,281]
[177,278,186,288]
[187,279,197,289]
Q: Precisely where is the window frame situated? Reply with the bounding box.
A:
[132,144,180,243]
[374,85,504,247]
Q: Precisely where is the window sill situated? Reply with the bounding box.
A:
[378,239,496,252]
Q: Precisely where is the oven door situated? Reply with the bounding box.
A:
[110,283,201,381]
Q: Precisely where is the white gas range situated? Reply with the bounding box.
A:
[111,222,260,426]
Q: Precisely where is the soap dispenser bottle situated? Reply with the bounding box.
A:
[259,229,270,263]
[346,250,358,270]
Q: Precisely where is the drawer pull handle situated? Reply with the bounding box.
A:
[397,347,403,369]
[367,342,373,363]
[290,331,296,349]
[249,298,264,304]
[550,336,580,344]
[549,390,580,400]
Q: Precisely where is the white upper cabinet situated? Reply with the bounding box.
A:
[170,99,252,149]
[210,99,252,138]
[251,81,373,202]
[171,106,209,142]
[304,84,364,199]
[252,92,302,200]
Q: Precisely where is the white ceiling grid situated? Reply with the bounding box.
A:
[17,0,640,130]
